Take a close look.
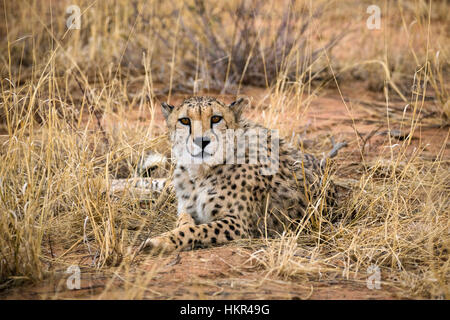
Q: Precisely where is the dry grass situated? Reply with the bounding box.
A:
[0,0,448,299]
[249,147,449,298]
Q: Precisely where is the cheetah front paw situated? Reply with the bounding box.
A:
[138,235,177,255]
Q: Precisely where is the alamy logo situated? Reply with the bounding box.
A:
[66,5,81,30]
[366,264,381,290]
[366,5,381,30]
[66,265,81,290]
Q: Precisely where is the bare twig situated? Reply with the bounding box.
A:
[73,72,109,146]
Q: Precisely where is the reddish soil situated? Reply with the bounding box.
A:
[1,246,401,300]
[1,84,446,300]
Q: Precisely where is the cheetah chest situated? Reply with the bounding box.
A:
[173,168,216,224]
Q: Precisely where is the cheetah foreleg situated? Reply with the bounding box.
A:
[175,212,196,228]
[139,218,248,254]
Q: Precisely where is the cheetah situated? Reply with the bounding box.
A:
[115,96,345,254]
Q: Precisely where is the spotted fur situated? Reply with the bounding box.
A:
[140,96,339,254]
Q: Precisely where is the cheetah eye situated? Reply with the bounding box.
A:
[211,115,222,124]
[179,118,191,126]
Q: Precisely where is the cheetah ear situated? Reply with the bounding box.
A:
[228,97,248,120]
[161,102,175,121]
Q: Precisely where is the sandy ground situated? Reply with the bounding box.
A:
[0,83,447,300]
[1,246,402,299]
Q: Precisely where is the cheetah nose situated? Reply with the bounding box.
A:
[193,136,211,150]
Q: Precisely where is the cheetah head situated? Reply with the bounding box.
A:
[161,96,247,164]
